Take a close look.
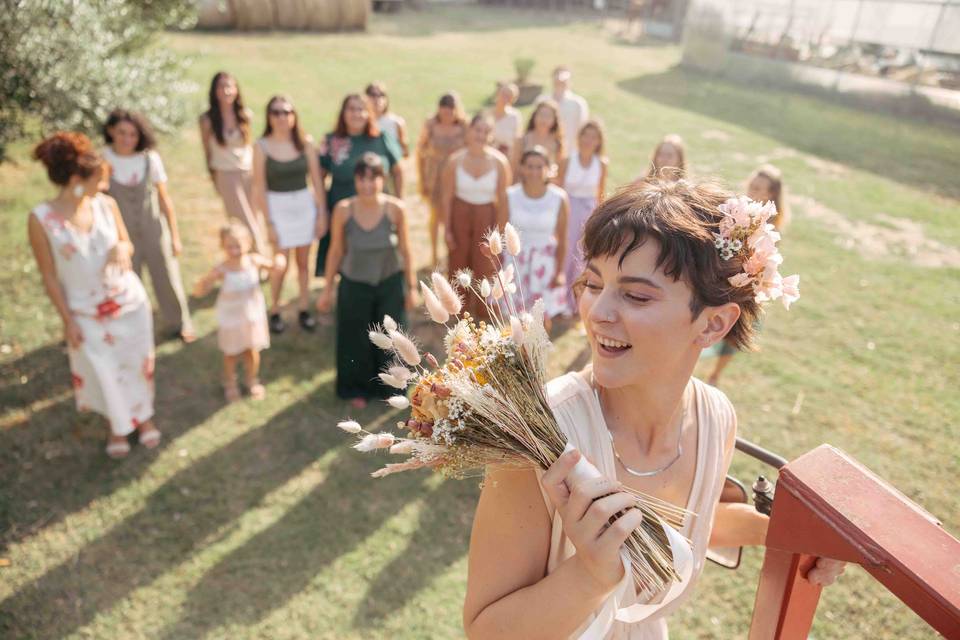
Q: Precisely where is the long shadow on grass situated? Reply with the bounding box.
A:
[351,476,478,631]
[0,311,335,553]
[157,444,454,639]
[0,373,354,639]
[617,67,960,200]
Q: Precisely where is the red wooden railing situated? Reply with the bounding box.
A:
[748,445,960,639]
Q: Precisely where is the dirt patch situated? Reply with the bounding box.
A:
[801,155,849,177]
[755,147,799,164]
[793,195,960,268]
[701,129,732,142]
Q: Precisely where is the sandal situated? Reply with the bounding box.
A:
[106,437,131,459]
[298,310,317,332]
[138,422,162,449]
[224,379,241,403]
[247,378,266,401]
[269,313,286,334]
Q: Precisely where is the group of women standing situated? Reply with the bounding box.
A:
[27,65,788,455]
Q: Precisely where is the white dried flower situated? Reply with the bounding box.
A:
[387,366,413,383]
[369,331,394,350]
[455,269,473,288]
[510,316,524,345]
[431,272,462,315]
[421,281,450,324]
[379,373,407,389]
[387,395,411,410]
[354,432,395,451]
[480,279,492,298]
[388,330,421,366]
[486,229,503,255]
[382,315,398,332]
[492,280,504,300]
[389,440,415,455]
[504,222,522,256]
[337,420,362,434]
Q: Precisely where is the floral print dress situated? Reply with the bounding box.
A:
[506,183,567,318]
[33,194,155,436]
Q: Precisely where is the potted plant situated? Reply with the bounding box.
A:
[514,57,542,106]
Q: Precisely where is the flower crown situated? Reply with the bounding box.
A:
[715,196,799,309]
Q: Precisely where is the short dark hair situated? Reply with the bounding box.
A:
[102,109,156,151]
[353,152,385,179]
[520,145,550,166]
[577,178,762,350]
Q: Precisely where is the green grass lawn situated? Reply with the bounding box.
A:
[2,5,958,638]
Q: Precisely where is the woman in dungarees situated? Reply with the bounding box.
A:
[102,109,195,342]
[316,153,416,410]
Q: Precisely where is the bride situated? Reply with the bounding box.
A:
[463,178,842,639]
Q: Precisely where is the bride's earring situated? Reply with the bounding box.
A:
[72,184,85,198]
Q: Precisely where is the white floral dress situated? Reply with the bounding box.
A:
[33,194,155,436]
[507,183,567,317]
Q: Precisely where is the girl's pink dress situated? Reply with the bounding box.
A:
[215,260,269,356]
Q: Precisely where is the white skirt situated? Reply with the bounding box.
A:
[267,188,317,250]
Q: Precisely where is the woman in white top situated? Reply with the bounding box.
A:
[558,120,608,317]
[252,95,327,334]
[440,113,511,319]
[103,109,195,342]
[463,178,844,639]
[506,146,569,325]
[492,82,522,158]
[199,71,265,253]
[366,81,409,158]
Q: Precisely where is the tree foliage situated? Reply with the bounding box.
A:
[0,0,197,161]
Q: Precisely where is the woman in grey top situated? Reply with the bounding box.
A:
[316,153,416,409]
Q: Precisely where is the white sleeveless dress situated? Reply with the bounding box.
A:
[543,370,737,639]
[32,194,155,437]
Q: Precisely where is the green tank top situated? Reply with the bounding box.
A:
[264,146,308,192]
[340,201,403,286]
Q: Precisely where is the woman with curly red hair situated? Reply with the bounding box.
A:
[28,132,159,459]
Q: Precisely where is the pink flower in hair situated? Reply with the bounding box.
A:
[781,274,800,309]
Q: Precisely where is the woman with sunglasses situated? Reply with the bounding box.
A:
[253,95,327,334]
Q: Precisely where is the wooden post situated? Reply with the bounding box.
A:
[749,445,960,639]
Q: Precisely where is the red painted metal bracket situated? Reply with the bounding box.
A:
[748,444,960,639]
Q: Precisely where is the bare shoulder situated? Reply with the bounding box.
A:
[383,195,407,217]
[487,146,509,167]
[449,147,468,163]
[333,199,352,221]
[475,465,551,540]
[96,192,121,211]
